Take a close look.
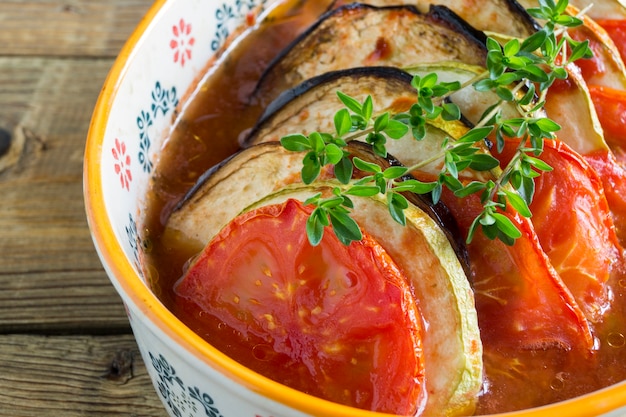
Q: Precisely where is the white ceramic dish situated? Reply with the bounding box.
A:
[84,0,626,416]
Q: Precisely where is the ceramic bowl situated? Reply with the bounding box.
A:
[84,0,626,416]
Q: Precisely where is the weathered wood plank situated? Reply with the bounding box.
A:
[0,334,168,417]
[0,0,154,57]
[0,57,131,332]
[0,270,129,333]
[0,57,113,180]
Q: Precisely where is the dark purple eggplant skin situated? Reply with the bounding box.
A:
[505,0,541,33]
[242,66,416,147]
[171,139,471,278]
[238,66,473,274]
[331,0,540,37]
[422,4,488,46]
[249,3,490,108]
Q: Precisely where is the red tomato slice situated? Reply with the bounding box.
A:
[588,85,626,165]
[174,198,425,414]
[596,19,626,65]
[567,18,626,88]
[585,148,626,245]
[497,139,620,323]
[439,191,594,352]
[568,25,609,80]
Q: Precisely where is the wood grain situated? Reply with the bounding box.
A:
[0,57,130,332]
[0,334,168,417]
[0,1,155,57]
[0,1,171,415]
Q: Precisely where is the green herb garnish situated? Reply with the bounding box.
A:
[280,0,593,246]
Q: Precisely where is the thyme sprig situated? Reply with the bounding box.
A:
[280,0,593,246]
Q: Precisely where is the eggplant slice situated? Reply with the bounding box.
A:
[165,141,482,416]
[245,66,418,145]
[406,62,534,123]
[244,66,475,176]
[167,141,469,273]
[334,0,539,38]
[250,3,488,107]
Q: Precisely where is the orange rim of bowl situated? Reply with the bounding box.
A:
[83,1,626,416]
[83,1,389,416]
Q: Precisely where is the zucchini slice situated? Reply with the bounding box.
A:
[166,143,482,416]
[248,183,482,416]
[244,66,473,177]
[568,0,626,20]
[406,62,527,124]
[166,142,469,273]
[251,3,488,107]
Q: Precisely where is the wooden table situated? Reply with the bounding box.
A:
[0,1,168,415]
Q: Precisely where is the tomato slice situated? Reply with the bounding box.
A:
[596,19,626,65]
[174,198,425,414]
[567,18,626,89]
[568,25,608,81]
[588,85,626,165]
[497,139,620,323]
[585,148,626,245]
[439,191,594,352]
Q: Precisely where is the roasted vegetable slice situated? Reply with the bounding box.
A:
[569,0,626,20]
[244,67,419,146]
[595,18,626,63]
[175,198,426,414]
[544,67,606,156]
[585,149,626,245]
[497,138,621,323]
[336,0,539,38]
[406,62,527,124]
[251,3,488,107]
[567,0,626,76]
[164,143,313,253]
[438,188,595,352]
[566,4,626,90]
[544,63,626,245]
[245,66,472,176]
[167,141,470,273]
[588,85,626,165]
[166,143,482,416]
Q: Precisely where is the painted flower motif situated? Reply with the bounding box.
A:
[124,212,141,270]
[149,351,225,417]
[170,18,195,67]
[112,138,132,191]
[137,109,154,173]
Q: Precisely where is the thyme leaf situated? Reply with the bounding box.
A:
[281,0,593,246]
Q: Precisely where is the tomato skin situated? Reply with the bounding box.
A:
[174,199,425,414]
[585,148,626,246]
[567,22,626,166]
[588,85,626,164]
[568,26,608,80]
[596,19,626,65]
[438,190,594,352]
[497,139,620,323]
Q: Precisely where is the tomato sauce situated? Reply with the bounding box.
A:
[141,1,626,414]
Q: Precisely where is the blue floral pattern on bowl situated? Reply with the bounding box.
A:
[108,0,268,283]
[150,352,225,417]
[94,1,302,416]
[211,0,268,51]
